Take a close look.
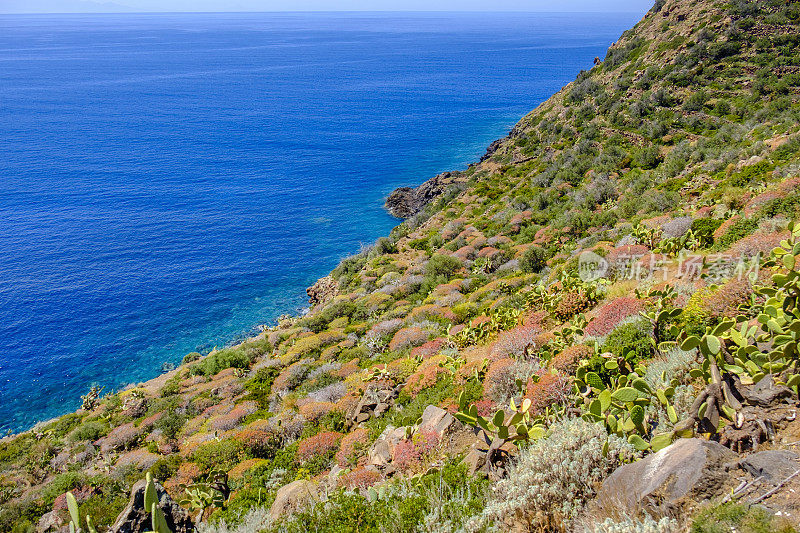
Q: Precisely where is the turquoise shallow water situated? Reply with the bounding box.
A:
[0,11,642,432]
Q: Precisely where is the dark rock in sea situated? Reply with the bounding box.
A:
[385,171,467,218]
[109,479,193,533]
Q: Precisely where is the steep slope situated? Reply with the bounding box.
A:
[3,1,800,532]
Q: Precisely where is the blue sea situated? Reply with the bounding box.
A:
[0,11,641,433]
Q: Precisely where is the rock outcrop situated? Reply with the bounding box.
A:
[269,480,319,521]
[367,425,407,469]
[109,479,193,533]
[418,405,458,440]
[597,439,737,516]
[347,382,401,427]
[36,511,64,533]
[306,276,339,307]
[738,450,800,482]
[385,171,467,218]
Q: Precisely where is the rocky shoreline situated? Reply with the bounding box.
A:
[384,170,468,218]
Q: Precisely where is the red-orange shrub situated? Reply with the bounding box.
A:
[410,338,446,359]
[233,422,281,458]
[525,372,571,415]
[730,231,789,258]
[553,291,591,321]
[296,431,343,462]
[339,467,382,490]
[298,401,336,423]
[336,428,370,467]
[585,297,646,337]
[490,325,540,360]
[549,344,593,374]
[392,430,439,472]
[404,364,449,395]
[704,277,757,320]
[483,358,516,402]
[389,327,430,352]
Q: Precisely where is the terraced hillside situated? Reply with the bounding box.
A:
[3,0,800,531]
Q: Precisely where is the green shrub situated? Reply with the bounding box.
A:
[182,352,202,365]
[69,419,109,442]
[425,254,462,279]
[633,145,662,169]
[760,191,800,219]
[392,374,455,428]
[691,218,723,247]
[727,161,774,188]
[691,501,796,533]
[373,237,397,255]
[0,434,36,466]
[331,254,368,288]
[601,319,653,362]
[154,409,186,440]
[0,500,48,533]
[274,462,488,533]
[159,374,182,397]
[78,492,128,528]
[520,245,548,273]
[192,439,246,472]
[302,299,369,333]
[683,90,708,111]
[150,454,183,483]
[715,217,758,249]
[208,488,275,528]
[194,347,254,377]
[244,366,281,409]
[40,472,87,507]
[46,413,84,439]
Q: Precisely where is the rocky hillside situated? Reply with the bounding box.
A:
[3,0,800,532]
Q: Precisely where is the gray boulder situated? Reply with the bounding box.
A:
[661,217,693,238]
[739,450,800,482]
[418,405,459,440]
[36,511,66,533]
[597,438,737,515]
[269,480,319,521]
[367,425,407,468]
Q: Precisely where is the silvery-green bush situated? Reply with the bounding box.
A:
[590,516,680,533]
[197,507,272,533]
[474,417,638,532]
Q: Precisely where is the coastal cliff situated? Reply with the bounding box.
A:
[4,1,800,532]
[384,171,467,218]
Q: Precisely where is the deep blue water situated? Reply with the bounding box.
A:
[0,11,641,433]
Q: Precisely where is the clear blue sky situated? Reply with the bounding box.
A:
[2,0,655,14]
